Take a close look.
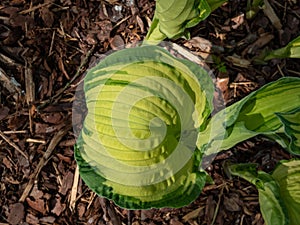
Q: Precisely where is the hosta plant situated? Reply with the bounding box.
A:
[75,45,214,209]
[73,0,300,213]
[264,35,300,60]
[145,0,227,43]
[227,159,300,225]
[74,44,300,209]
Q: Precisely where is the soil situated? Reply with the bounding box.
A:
[0,0,299,224]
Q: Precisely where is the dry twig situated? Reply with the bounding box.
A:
[263,0,282,31]
[69,165,80,212]
[19,2,53,14]
[26,138,46,144]
[0,67,21,101]
[19,123,71,202]
[210,186,224,225]
[38,45,95,108]
[0,131,28,159]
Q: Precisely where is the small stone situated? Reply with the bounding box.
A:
[8,203,25,225]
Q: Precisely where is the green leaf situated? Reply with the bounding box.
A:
[143,16,167,44]
[246,0,264,19]
[264,35,300,60]
[145,0,211,43]
[75,45,215,209]
[275,108,300,154]
[228,159,300,225]
[272,159,300,225]
[227,163,289,225]
[198,77,300,155]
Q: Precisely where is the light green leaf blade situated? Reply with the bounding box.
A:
[272,159,300,225]
[198,77,300,155]
[265,35,300,60]
[227,163,289,225]
[143,16,167,44]
[257,172,289,225]
[145,0,211,42]
[75,45,215,209]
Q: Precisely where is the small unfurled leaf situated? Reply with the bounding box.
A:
[272,159,300,225]
[246,0,264,19]
[264,35,300,60]
[145,0,212,43]
[228,159,300,225]
[227,164,287,225]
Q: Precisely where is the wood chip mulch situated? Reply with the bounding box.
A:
[0,0,299,224]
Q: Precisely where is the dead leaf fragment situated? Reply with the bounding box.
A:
[231,14,244,29]
[110,35,125,50]
[183,36,219,60]
[8,203,25,225]
[226,55,251,68]
[184,37,212,53]
[182,207,204,222]
[216,77,229,92]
